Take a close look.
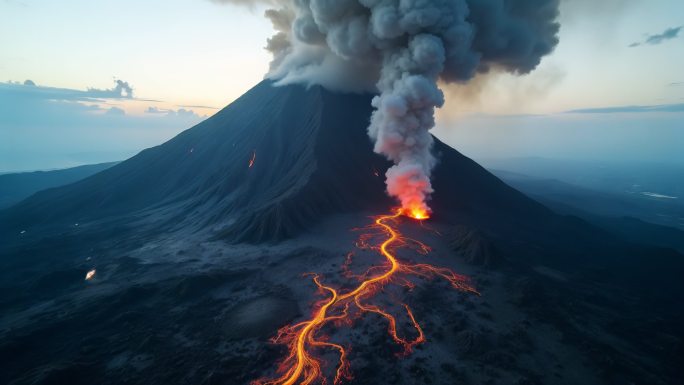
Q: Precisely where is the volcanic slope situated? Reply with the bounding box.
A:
[1,80,547,242]
[2,81,682,276]
[3,80,683,282]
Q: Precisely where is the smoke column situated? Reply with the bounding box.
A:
[216,0,560,214]
[368,34,445,217]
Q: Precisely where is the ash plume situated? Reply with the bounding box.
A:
[216,0,560,213]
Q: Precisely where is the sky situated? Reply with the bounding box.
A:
[1,0,683,172]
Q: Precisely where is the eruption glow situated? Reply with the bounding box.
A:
[253,209,478,385]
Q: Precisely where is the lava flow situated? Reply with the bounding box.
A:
[253,208,478,385]
[249,150,256,168]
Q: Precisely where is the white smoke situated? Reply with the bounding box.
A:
[214,0,560,214]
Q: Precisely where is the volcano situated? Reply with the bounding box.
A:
[0,81,577,246]
[1,81,683,385]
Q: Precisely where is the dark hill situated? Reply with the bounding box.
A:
[0,162,117,209]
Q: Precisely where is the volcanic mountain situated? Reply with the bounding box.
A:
[10,79,541,240]
[3,80,680,271]
[1,81,682,385]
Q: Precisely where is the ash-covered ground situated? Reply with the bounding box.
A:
[2,211,681,385]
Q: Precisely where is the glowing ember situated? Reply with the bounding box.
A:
[249,150,256,168]
[253,209,477,385]
[85,269,96,281]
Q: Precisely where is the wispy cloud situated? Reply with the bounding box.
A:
[1,79,135,102]
[629,26,682,47]
[146,106,202,118]
[176,104,219,110]
[567,103,684,114]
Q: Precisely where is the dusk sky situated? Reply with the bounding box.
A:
[1,0,683,172]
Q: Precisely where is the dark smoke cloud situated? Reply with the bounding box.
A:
[214,0,560,213]
[630,26,682,47]
[216,0,559,90]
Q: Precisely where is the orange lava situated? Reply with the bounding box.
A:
[249,150,256,168]
[253,208,478,385]
[406,206,430,220]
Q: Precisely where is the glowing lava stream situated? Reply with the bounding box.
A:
[253,209,479,385]
[249,150,257,168]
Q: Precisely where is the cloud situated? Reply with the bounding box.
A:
[176,104,219,110]
[0,81,205,172]
[145,106,201,118]
[106,107,126,116]
[86,79,133,99]
[173,108,199,118]
[566,103,684,114]
[0,79,135,103]
[629,26,682,47]
[145,106,166,114]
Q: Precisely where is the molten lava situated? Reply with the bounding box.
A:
[406,206,430,220]
[249,150,256,168]
[85,269,96,281]
[253,209,478,385]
